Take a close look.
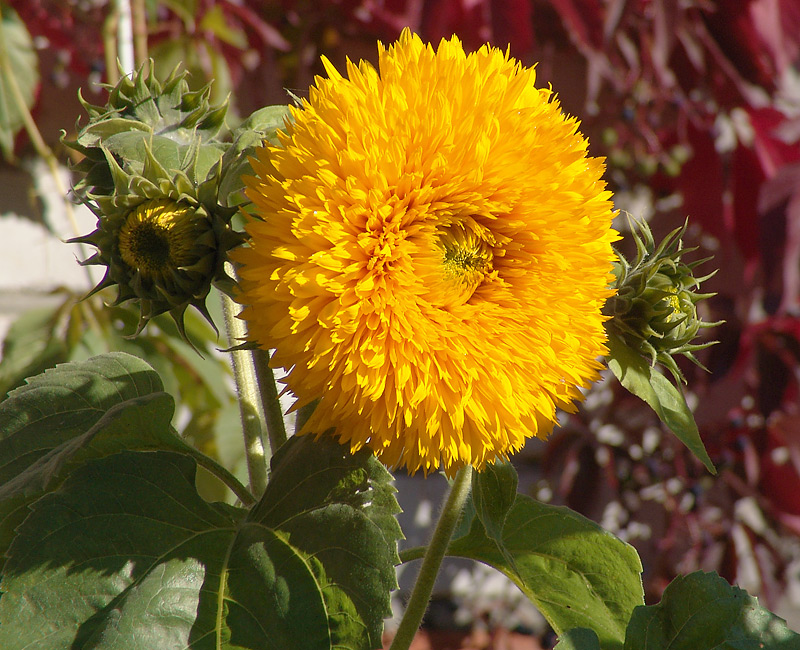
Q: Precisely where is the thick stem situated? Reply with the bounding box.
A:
[220,290,269,498]
[252,347,288,453]
[389,466,473,650]
[112,0,135,75]
[103,13,120,85]
[131,0,148,66]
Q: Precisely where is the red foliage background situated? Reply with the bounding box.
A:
[10,0,800,625]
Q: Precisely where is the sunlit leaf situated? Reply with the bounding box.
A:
[449,495,643,650]
[606,332,715,473]
[624,571,800,649]
[0,6,38,159]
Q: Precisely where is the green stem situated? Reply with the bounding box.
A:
[131,0,148,66]
[389,466,473,650]
[252,347,288,453]
[103,12,120,85]
[172,428,255,506]
[220,289,269,498]
[398,546,426,564]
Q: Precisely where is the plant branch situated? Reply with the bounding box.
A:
[220,287,269,498]
[398,546,426,564]
[173,428,255,506]
[389,466,473,650]
[252,347,288,453]
[131,0,148,66]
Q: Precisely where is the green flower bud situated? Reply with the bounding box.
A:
[604,217,719,382]
[65,62,228,197]
[65,64,244,341]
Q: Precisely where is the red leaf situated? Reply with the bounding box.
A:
[490,0,533,54]
[547,0,605,51]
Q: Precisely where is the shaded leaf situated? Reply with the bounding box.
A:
[0,451,329,650]
[0,7,38,159]
[0,304,69,398]
[624,571,800,649]
[606,332,715,473]
[0,352,202,570]
[449,494,643,650]
[253,434,404,650]
[0,438,402,649]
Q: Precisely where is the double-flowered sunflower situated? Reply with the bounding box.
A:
[234,30,618,475]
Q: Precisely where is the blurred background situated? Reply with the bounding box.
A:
[1,1,800,648]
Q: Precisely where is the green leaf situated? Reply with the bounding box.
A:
[0,6,38,159]
[218,105,292,205]
[0,352,202,570]
[606,332,715,474]
[0,304,69,398]
[556,628,602,649]
[253,435,404,650]
[0,438,403,649]
[0,451,330,650]
[624,571,800,649]
[471,460,518,546]
[449,495,644,650]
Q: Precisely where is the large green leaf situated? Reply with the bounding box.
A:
[606,332,715,473]
[0,437,403,649]
[449,495,644,650]
[254,434,404,649]
[0,6,38,159]
[0,353,201,569]
[0,451,323,650]
[624,571,800,649]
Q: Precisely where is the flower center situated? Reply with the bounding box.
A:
[118,200,198,279]
[436,222,494,307]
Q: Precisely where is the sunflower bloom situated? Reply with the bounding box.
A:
[234,30,618,475]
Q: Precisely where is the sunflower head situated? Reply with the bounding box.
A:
[603,217,718,381]
[233,30,619,475]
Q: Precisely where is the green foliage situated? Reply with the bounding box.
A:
[0,353,403,650]
[0,353,196,570]
[606,331,715,474]
[624,572,800,649]
[0,291,243,503]
[0,303,71,397]
[471,460,517,547]
[449,489,645,650]
[0,5,38,159]
[254,435,403,648]
[555,628,602,649]
[219,105,293,206]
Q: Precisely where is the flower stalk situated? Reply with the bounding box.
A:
[389,465,473,650]
[221,289,269,498]
[252,347,288,453]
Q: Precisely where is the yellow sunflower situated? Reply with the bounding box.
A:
[234,29,618,475]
